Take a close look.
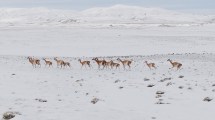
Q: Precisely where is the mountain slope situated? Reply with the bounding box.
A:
[0,5,214,26]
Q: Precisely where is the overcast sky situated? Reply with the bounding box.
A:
[0,0,214,11]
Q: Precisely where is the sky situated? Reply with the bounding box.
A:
[0,0,214,11]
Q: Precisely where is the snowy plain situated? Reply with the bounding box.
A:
[0,5,215,120]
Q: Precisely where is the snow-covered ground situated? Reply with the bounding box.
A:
[0,24,215,57]
[0,54,215,120]
[0,5,215,120]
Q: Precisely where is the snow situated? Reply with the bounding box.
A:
[0,5,215,26]
[1,54,215,120]
[0,25,215,57]
[0,5,215,120]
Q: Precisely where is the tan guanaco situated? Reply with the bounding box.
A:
[43,58,53,67]
[167,59,182,70]
[144,61,156,70]
[63,61,71,68]
[117,58,132,70]
[110,60,120,69]
[27,57,41,68]
[78,59,91,69]
[54,57,64,68]
[92,57,106,69]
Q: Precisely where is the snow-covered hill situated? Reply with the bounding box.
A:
[0,5,214,27]
[81,5,211,24]
[0,8,79,26]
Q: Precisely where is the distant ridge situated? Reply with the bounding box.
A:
[0,5,214,26]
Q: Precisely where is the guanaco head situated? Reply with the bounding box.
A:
[54,57,58,61]
[27,56,32,60]
[78,59,81,62]
[144,61,148,63]
[117,58,121,61]
[92,57,98,61]
[167,59,171,62]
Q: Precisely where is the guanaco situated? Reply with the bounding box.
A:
[101,59,107,69]
[167,59,182,70]
[78,59,91,69]
[92,57,106,69]
[27,57,41,68]
[34,57,41,67]
[145,61,156,69]
[117,58,132,70]
[110,60,120,69]
[104,60,112,69]
[43,58,53,67]
[63,61,71,68]
[54,57,64,68]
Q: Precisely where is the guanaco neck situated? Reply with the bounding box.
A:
[168,60,174,65]
[28,58,33,63]
[94,59,101,64]
[79,60,84,64]
[54,58,61,62]
[145,61,149,65]
[118,59,124,63]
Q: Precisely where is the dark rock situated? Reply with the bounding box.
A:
[91,98,99,104]
[178,86,184,89]
[187,87,192,90]
[155,101,170,104]
[35,98,47,103]
[119,86,124,89]
[166,82,172,86]
[155,94,162,98]
[151,117,156,119]
[156,91,165,95]
[76,79,84,82]
[114,80,121,83]
[155,101,165,104]
[147,84,155,87]
[178,75,184,78]
[3,112,15,119]
[160,78,172,82]
[203,97,213,102]
[144,78,150,81]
